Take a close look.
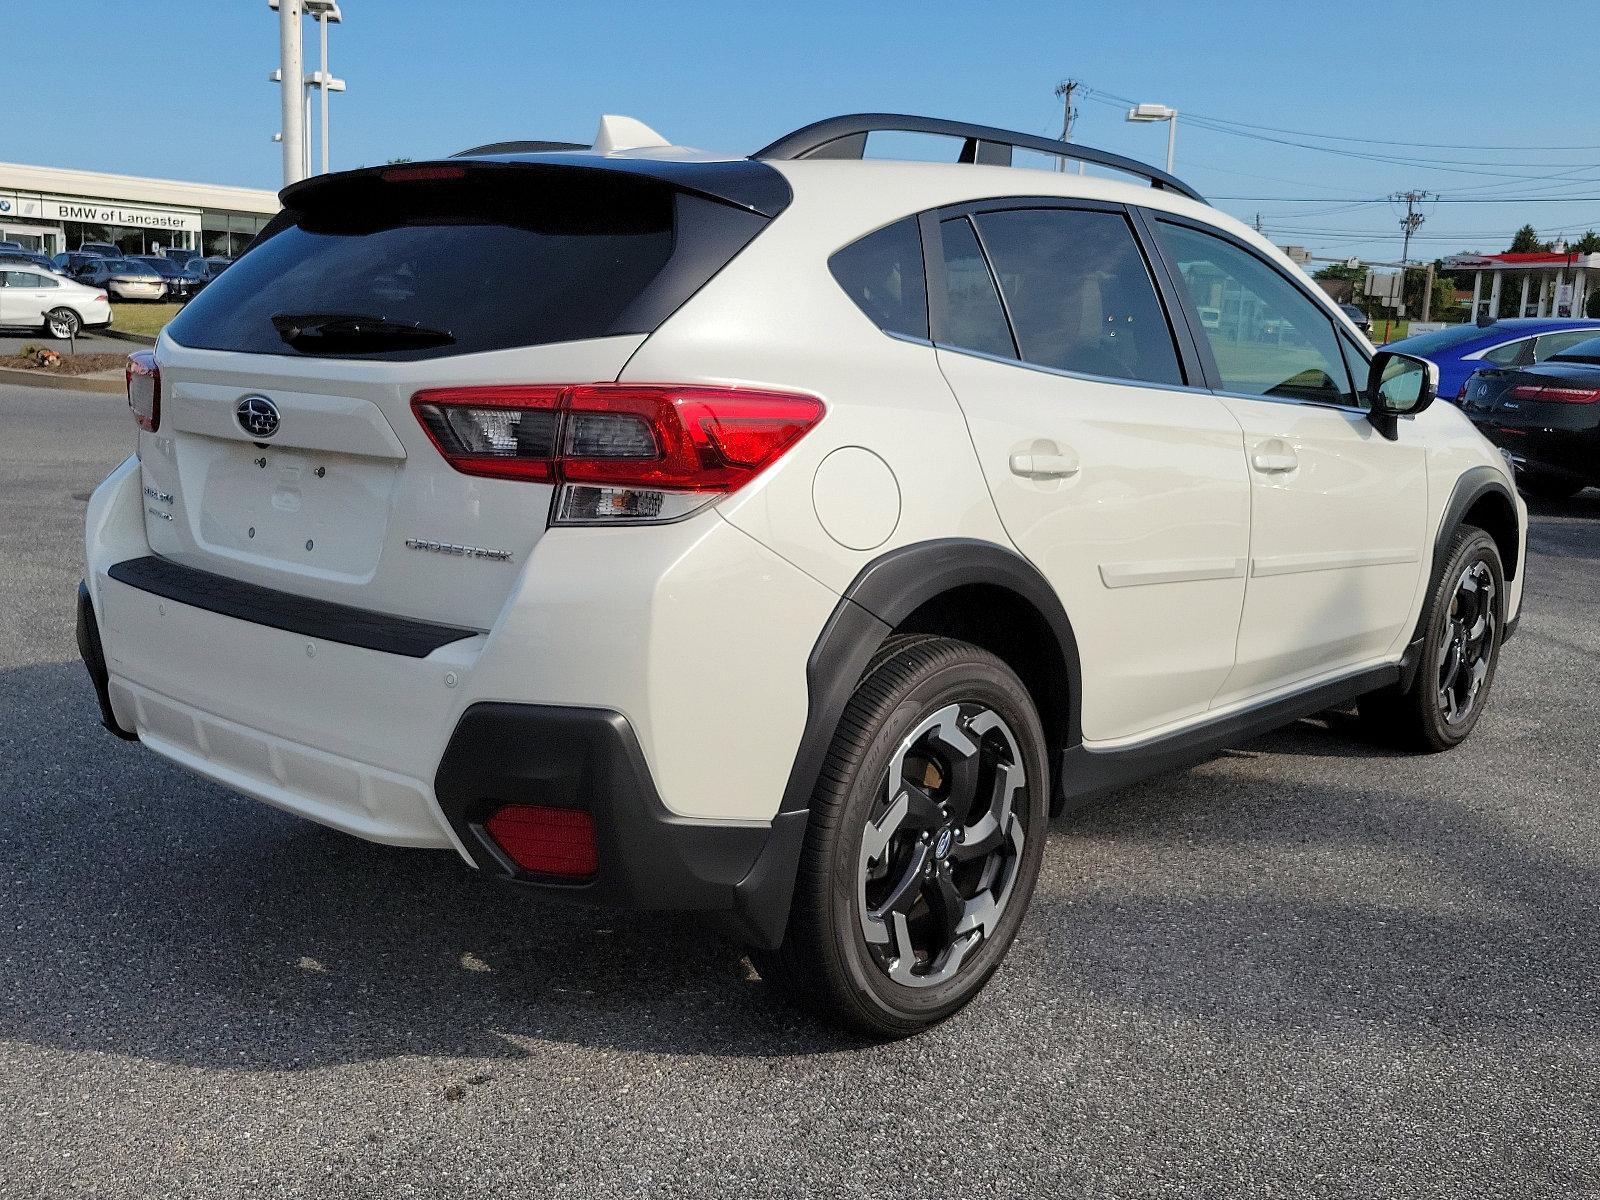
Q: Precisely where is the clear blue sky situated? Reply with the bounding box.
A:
[8,0,1599,263]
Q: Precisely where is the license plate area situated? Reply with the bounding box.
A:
[187,437,399,580]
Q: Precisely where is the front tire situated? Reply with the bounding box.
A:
[755,636,1049,1038]
[43,308,81,339]
[1360,525,1504,751]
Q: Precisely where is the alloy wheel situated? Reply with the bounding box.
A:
[856,702,1028,988]
[1438,559,1497,726]
[48,311,79,338]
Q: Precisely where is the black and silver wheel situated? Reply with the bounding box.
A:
[755,636,1048,1037]
[43,308,81,340]
[1360,525,1504,751]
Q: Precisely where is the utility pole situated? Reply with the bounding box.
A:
[1053,79,1079,172]
[1422,260,1436,322]
[1392,189,1432,266]
[1254,213,1263,234]
[277,0,305,186]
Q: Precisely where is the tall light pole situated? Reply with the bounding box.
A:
[275,0,305,185]
[1125,102,1178,173]
[304,0,344,175]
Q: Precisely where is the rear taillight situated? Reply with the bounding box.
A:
[127,350,159,431]
[484,804,598,878]
[412,384,825,525]
[1509,383,1600,404]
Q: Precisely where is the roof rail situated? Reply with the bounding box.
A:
[752,113,1205,204]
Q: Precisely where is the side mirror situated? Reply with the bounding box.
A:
[1366,350,1438,440]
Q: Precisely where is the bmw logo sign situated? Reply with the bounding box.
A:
[0,200,10,212]
[236,394,280,439]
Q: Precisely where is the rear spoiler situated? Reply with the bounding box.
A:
[277,155,793,220]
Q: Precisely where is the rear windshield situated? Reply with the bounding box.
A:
[166,168,683,360]
[1549,335,1600,362]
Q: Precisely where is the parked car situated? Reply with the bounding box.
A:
[1460,334,1600,499]
[1339,303,1372,335]
[77,241,122,258]
[74,257,167,301]
[0,239,25,252]
[0,250,65,274]
[1386,318,1600,404]
[193,255,233,282]
[0,268,111,337]
[161,247,202,267]
[78,113,1526,1036]
[53,251,108,277]
[130,255,202,301]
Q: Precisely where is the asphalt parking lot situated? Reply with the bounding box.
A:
[1,381,1596,1199]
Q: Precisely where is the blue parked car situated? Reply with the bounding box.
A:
[1386,318,1600,403]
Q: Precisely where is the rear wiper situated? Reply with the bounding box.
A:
[271,312,454,353]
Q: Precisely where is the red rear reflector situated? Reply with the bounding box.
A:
[380,165,467,183]
[484,805,598,877]
[126,350,159,431]
[1510,383,1600,404]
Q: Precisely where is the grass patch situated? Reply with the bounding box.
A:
[109,302,182,338]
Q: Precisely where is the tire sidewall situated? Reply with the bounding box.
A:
[45,309,79,340]
[823,655,1049,1029]
[1418,529,1504,747]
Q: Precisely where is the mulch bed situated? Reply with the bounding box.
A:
[0,353,128,376]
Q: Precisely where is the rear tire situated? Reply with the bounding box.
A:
[754,636,1049,1038]
[43,308,80,340]
[1359,525,1504,752]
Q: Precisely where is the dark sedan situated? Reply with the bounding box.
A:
[1462,337,1600,499]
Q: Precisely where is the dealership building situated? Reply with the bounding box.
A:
[0,161,279,259]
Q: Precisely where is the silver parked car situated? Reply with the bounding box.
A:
[73,257,167,301]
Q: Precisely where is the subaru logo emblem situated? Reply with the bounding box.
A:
[236,395,280,439]
[934,828,954,859]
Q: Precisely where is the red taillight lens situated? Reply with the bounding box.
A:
[380,164,467,183]
[484,804,598,877]
[412,383,825,524]
[127,350,159,431]
[559,386,825,491]
[1509,383,1600,404]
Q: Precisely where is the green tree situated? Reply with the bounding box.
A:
[1574,229,1600,254]
[1508,224,1551,253]
[1313,262,1365,282]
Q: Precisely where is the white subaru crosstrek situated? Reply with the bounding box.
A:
[80,114,1526,1037]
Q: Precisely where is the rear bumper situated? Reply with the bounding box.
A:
[435,702,806,942]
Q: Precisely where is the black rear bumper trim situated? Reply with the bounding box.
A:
[106,555,477,658]
[434,703,798,947]
[76,581,136,740]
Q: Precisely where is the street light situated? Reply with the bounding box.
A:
[268,0,344,181]
[1125,102,1178,173]
[303,0,342,176]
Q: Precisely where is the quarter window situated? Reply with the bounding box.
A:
[1156,221,1358,406]
[970,207,1183,386]
[1534,329,1599,361]
[828,217,928,340]
[1481,338,1531,367]
[938,217,1016,359]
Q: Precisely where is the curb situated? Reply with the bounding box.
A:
[0,366,125,394]
[97,328,159,346]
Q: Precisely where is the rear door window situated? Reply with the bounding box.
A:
[1534,329,1600,361]
[166,168,688,360]
[969,207,1184,386]
[828,217,927,340]
[1482,337,1533,366]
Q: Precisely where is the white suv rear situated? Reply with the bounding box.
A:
[80,114,1526,1036]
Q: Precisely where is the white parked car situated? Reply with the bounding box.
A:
[79,114,1526,1036]
[0,267,111,338]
